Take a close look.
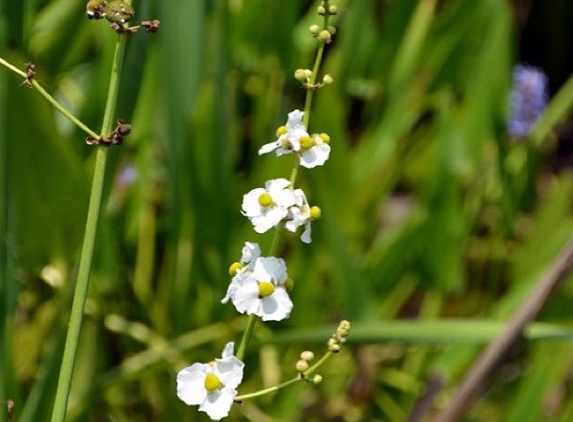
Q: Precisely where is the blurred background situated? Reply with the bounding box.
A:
[2,0,573,421]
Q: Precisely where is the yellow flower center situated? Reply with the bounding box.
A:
[299,136,314,149]
[310,206,322,219]
[258,192,273,207]
[276,126,288,137]
[258,282,275,297]
[229,262,243,276]
[318,133,330,144]
[204,372,222,392]
[284,278,294,292]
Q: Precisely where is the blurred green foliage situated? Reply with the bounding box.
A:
[2,0,573,421]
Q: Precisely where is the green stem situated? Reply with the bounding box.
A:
[49,30,128,422]
[235,375,301,401]
[0,57,99,139]
[234,350,333,401]
[302,3,330,129]
[236,315,257,361]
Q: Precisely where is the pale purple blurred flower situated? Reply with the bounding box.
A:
[507,64,548,139]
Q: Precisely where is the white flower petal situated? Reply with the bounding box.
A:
[252,257,287,284]
[260,288,293,321]
[301,222,312,244]
[258,141,280,155]
[176,364,209,406]
[286,110,305,130]
[241,242,260,265]
[300,144,331,168]
[199,388,234,420]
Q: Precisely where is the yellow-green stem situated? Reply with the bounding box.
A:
[236,314,257,361]
[234,350,333,401]
[0,57,99,139]
[49,28,129,422]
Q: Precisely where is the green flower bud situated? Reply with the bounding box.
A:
[86,0,107,19]
[312,374,323,384]
[104,1,134,24]
[309,24,320,35]
[328,4,338,14]
[317,5,326,15]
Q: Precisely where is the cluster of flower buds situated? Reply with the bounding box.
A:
[295,69,334,89]
[327,320,351,353]
[86,0,160,34]
[310,1,338,44]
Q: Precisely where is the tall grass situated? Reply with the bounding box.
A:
[3,0,573,421]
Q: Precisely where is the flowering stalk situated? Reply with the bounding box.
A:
[177,2,345,419]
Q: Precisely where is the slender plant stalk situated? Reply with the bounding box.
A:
[49,29,129,422]
[433,241,573,422]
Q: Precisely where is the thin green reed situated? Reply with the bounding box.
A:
[48,31,128,422]
[0,1,159,420]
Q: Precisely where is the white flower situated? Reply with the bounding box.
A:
[259,110,331,168]
[241,178,297,233]
[222,256,293,321]
[240,242,260,269]
[284,188,319,244]
[177,342,244,420]
[299,133,331,169]
[259,109,307,156]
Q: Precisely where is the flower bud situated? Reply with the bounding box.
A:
[328,4,338,14]
[295,359,310,372]
[317,5,326,15]
[294,68,308,81]
[318,29,332,43]
[328,26,337,35]
[322,74,334,85]
[300,350,315,361]
[312,374,323,384]
[309,24,320,35]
